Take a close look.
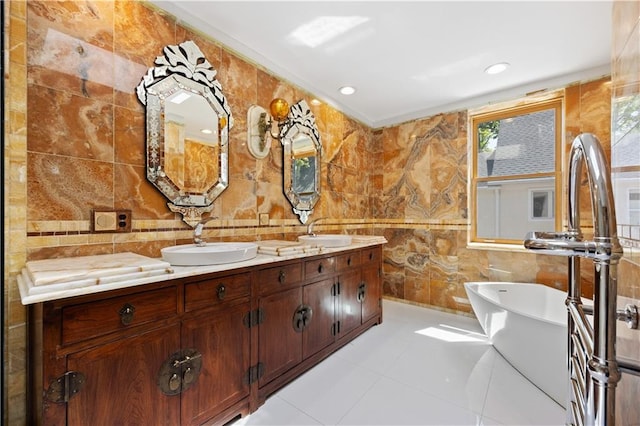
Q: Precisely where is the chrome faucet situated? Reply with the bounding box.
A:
[193,216,217,247]
[306,217,327,236]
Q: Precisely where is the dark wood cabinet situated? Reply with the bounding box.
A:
[302,278,336,358]
[67,323,181,426]
[29,245,383,425]
[181,301,250,425]
[258,286,303,386]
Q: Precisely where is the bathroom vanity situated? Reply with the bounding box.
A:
[25,244,383,425]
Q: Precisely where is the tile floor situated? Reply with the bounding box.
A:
[237,299,565,425]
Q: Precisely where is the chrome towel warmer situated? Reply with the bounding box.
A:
[525,133,639,426]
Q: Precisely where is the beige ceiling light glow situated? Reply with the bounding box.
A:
[339,86,356,95]
[289,16,369,48]
[484,62,510,75]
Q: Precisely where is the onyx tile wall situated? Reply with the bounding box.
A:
[379,78,612,312]
[2,0,620,424]
[611,1,640,423]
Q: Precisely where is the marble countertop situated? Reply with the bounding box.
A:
[17,238,387,305]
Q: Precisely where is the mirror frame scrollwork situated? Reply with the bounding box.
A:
[279,100,322,224]
[136,40,233,227]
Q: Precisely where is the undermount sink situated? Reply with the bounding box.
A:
[298,234,353,248]
[161,242,258,266]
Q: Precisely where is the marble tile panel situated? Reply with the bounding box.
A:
[429,278,468,312]
[405,141,431,220]
[327,163,345,194]
[317,190,342,219]
[404,269,430,305]
[383,268,405,299]
[8,62,27,115]
[113,163,176,220]
[257,181,287,220]
[381,126,404,172]
[321,111,346,164]
[9,13,27,65]
[27,1,113,49]
[618,259,640,298]
[430,229,458,256]
[27,243,114,262]
[27,40,115,104]
[27,85,114,160]
[255,69,282,107]
[114,105,145,165]
[27,2,116,101]
[9,0,26,19]
[564,84,582,144]
[457,249,490,284]
[341,192,359,219]
[116,240,174,259]
[28,152,114,221]
[578,78,612,152]
[114,1,174,67]
[485,251,540,283]
[221,177,257,220]
[343,166,364,196]
[404,228,430,253]
[113,2,176,108]
[337,126,361,170]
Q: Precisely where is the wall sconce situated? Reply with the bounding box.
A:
[247,98,290,159]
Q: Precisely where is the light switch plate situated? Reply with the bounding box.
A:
[92,209,132,233]
[259,213,269,226]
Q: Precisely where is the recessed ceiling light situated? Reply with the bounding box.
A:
[200,129,213,134]
[484,62,510,75]
[339,86,356,95]
[310,98,322,106]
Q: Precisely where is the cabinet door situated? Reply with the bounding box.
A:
[338,269,362,337]
[258,287,302,386]
[361,265,381,323]
[66,324,181,426]
[302,278,336,358]
[181,302,251,426]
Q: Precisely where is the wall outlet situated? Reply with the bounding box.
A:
[259,213,269,226]
[92,209,132,233]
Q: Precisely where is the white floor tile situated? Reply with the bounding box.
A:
[276,355,382,425]
[334,322,411,375]
[482,355,565,425]
[338,376,482,425]
[384,335,495,414]
[235,396,322,426]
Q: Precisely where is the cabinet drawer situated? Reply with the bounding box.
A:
[361,247,381,266]
[184,273,250,312]
[258,263,303,295]
[336,251,361,271]
[62,286,177,345]
[304,256,336,280]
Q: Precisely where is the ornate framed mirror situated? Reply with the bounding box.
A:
[280,100,322,224]
[136,40,233,227]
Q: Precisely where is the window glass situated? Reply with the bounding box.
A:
[471,99,562,244]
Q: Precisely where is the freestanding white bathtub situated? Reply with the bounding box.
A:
[464,281,568,407]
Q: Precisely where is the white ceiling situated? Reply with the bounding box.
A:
[152,1,612,128]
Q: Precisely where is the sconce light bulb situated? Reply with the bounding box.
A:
[269,98,290,121]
